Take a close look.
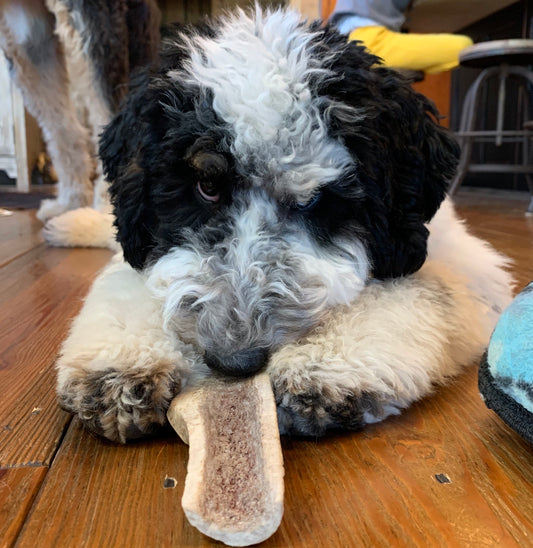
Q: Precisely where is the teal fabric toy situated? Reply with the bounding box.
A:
[479,282,533,443]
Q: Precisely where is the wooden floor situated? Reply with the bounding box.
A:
[1,188,532,548]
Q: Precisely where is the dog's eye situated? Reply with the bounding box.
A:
[291,192,321,212]
[197,180,220,203]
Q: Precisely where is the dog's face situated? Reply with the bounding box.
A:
[100,9,459,376]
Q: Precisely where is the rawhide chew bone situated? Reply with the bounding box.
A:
[167,372,284,547]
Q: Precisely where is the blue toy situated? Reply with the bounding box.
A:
[479,282,533,443]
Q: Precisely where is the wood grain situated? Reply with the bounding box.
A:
[277,368,533,548]
[15,372,533,548]
[0,244,112,467]
[15,421,193,548]
[2,188,533,548]
[0,467,47,548]
[455,190,533,290]
[0,211,43,269]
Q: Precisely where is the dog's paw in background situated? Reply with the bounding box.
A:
[43,207,119,250]
[34,156,96,224]
[37,198,81,224]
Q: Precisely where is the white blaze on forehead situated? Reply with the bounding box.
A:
[172,8,355,203]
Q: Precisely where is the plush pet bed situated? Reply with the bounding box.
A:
[52,8,514,443]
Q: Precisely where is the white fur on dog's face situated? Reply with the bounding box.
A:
[146,188,369,363]
[149,12,369,368]
[171,9,358,205]
[101,8,457,375]
[150,10,369,361]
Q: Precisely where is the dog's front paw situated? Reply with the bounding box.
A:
[273,376,381,436]
[58,364,183,443]
[269,340,407,437]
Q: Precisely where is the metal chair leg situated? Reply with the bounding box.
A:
[526,175,533,215]
[495,65,508,147]
[450,67,499,195]
[449,137,473,195]
[526,195,533,215]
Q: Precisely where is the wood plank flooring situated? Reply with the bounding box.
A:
[1,188,532,548]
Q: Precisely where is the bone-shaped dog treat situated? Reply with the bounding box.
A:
[167,372,284,546]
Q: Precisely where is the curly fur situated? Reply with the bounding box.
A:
[56,257,202,442]
[56,200,513,442]
[55,8,513,442]
[99,9,457,278]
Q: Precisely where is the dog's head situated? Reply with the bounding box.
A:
[100,8,459,376]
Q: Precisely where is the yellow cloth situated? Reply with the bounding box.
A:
[348,26,473,74]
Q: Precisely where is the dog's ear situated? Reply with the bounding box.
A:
[100,69,165,269]
[322,40,459,279]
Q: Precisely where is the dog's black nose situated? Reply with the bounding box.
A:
[204,347,269,377]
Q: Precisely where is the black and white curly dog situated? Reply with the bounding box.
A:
[55,8,513,443]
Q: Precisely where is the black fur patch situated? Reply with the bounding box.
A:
[275,386,385,436]
[64,0,160,111]
[101,14,458,279]
[308,28,459,278]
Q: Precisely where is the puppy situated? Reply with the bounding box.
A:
[56,8,513,443]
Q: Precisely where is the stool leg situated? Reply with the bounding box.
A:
[526,142,533,215]
[522,86,532,208]
[449,138,473,195]
[495,65,508,147]
[449,83,476,194]
[508,66,533,87]
[450,67,498,195]
[508,67,533,214]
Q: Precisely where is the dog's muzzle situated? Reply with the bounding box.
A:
[204,347,269,377]
[147,189,369,381]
